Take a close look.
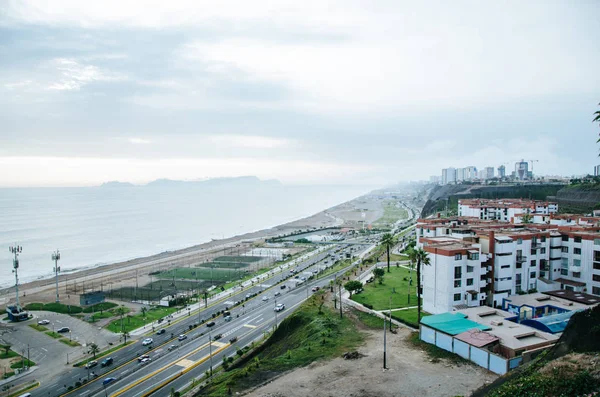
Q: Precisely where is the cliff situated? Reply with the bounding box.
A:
[556,184,600,214]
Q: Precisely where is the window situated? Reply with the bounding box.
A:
[573,272,581,278]
[561,247,569,253]
[453,293,462,301]
[530,260,536,267]
[454,280,462,288]
[501,265,510,269]
[454,267,462,279]
[468,252,479,260]
[467,265,474,273]
[594,262,600,270]
[593,274,600,282]
[574,237,582,243]
[541,236,547,243]
[516,263,522,269]
[573,259,581,267]
[561,258,569,267]
[517,238,523,245]
[530,249,536,256]
[593,286,600,296]
[531,272,537,278]
[595,239,600,246]
[594,251,600,262]
[455,253,462,260]
[561,269,568,275]
[541,247,546,254]
[562,235,569,242]
[574,248,581,255]
[467,278,474,286]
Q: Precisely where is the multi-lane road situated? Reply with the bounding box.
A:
[32,243,369,397]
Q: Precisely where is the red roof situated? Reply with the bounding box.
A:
[454,329,499,348]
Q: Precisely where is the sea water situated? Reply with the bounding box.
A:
[0,183,366,287]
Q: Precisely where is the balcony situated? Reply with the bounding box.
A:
[516,255,527,264]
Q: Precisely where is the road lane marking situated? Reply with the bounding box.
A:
[175,358,195,368]
[243,324,257,329]
[211,341,227,348]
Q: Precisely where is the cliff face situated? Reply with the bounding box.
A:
[421,184,565,217]
[556,185,600,213]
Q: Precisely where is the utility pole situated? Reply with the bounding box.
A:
[9,245,22,308]
[52,250,61,303]
[338,282,343,319]
[208,330,213,377]
[383,314,387,369]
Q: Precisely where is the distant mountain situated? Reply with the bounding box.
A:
[99,181,136,188]
[145,176,282,188]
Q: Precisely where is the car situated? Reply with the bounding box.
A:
[274,291,281,297]
[206,321,215,327]
[261,296,269,301]
[294,275,299,279]
[223,311,231,317]
[229,337,238,343]
[300,277,307,281]
[280,285,286,290]
[57,327,70,333]
[85,360,98,369]
[168,345,178,351]
[274,303,285,312]
[245,293,252,299]
[213,334,223,341]
[224,315,232,322]
[102,377,116,386]
[177,334,187,341]
[156,329,166,335]
[101,357,113,367]
[37,319,49,325]
[311,286,320,292]
[137,354,150,362]
[142,338,153,346]
[140,357,151,365]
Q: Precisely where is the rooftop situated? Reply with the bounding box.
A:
[420,312,490,335]
[544,289,600,306]
[502,292,592,311]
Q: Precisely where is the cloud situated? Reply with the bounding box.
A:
[128,137,151,144]
[208,135,295,149]
[45,58,125,91]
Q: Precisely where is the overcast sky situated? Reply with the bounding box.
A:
[1,1,599,187]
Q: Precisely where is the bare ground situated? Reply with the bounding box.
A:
[243,328,497,397]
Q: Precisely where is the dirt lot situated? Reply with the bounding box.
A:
[243,327,497,397]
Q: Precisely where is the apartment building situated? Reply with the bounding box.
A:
[458,198,558,222]
[416,210,600,314]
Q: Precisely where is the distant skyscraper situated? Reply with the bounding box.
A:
[516,160,529,180]
[595,165,600,176]
[464,166,477,180]
[485,167,494,179]
[498,165,506,178]
[456,168,465,182]
[441,168,456,185]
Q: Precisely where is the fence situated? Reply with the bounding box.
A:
[420,324,528,375]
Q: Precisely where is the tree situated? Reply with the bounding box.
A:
[381,233,396,273]
[114,306,127,333]
[141,306,148,318]
[89,343,99,358]
[1,344,11,357]
[344,280,363,297]
[373,268,385,285]
[121,331,130,344]
[408,247,431,324]
[595,103,600,155]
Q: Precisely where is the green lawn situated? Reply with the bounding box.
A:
[353,310,386,330]
[198,261,250,269]
[351,266,417,310]
[388,308,430,328]
[24,302,83,314]
[28,324,48,332]
[59,339,81,347]
[373,201,409,228]
[106,306,179,333]
[0,349,19,359]
[10,359,35,369]
[156,267,244,281]
[45,331,63,339]
[82,302,118,313]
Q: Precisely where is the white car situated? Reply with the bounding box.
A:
[274,291,281,297]
[140,357,151,365]
[37,319,50,325]
[262,296,269,301]
[274,303,285,312]
[142,338,153,346]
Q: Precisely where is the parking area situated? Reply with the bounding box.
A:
[0,311,120,384]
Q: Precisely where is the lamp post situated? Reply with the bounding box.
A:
[9,245,22,308]
[52,250,61,303]
[208,330,213,378]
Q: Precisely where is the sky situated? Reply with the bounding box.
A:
[1,1,599,187]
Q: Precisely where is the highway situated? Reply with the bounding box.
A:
[32,242,368,397]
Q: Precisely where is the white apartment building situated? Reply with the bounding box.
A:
[442,168,456,185]
[458,199,558,222]
[485,167,494,179]
[415,211,600,314]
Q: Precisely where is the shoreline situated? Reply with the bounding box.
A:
[0,204,347,306]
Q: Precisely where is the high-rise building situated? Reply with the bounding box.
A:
[594,165,600,176]
[429,175,441,184]
[464,166,477,180]
[441,168,456,185]
[498,165,506,178]
[456,168,465,182]
[516,160,529,180]
[485,167,494,179]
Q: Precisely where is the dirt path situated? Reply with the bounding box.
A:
[243,328,497,397]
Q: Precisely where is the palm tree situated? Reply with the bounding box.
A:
[381,233,396,273]
[409,247,431,324]
[114,306,127,333]
[595,103,600,155]
[141,306,147,319]
[121,331,130,344]
[89,343,100,358]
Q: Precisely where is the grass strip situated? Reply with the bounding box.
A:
[73,341,134,367]
[45,331,62,339]
[28,324,48,332]
[8,381,39,397]
[59,339,81,347]
[106,306,179,333]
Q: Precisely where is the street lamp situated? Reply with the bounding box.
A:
[208,330,213,377]
[52,250,61,303]
[9,245,22,308]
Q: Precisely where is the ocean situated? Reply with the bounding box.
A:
[0,181,366,287]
